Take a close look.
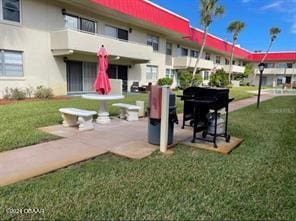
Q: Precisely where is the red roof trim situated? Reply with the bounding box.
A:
[249,52,296,62]
[91,0,296,62]
[91,0,191,36]
[190,28,250,59]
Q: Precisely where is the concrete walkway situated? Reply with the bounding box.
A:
[229,93,274,112]
[0,94,274,187]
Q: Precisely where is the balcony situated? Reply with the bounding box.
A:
[173,56,214,70]
[254,68,296,75]
[50,29,154,64]
[225,65,245,73]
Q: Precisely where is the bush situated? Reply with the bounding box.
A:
[3,87,11,99]
[209,69,229,87]
[192,74,203,87]
[179,70,202,89]
[3,88,27,100]
[179,70,192,89]
[25,86,34,98]
[157,77,173,86]
[34,86,53,99]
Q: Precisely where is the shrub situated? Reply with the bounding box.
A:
[34,86,53,99]
[3,87,11,100]
[179,70,192,89]
[25,86,34,98]
[209,69,229,87]
[4,88,27,100]
[192,74,203,87]
[157,77,173,86]
[179,70,202,89]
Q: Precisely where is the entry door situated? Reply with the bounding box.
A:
[67,61,82,92]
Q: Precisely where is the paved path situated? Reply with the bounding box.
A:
[0,93,274,187]
[229,93,274,112]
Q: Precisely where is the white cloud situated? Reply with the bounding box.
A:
[241,0,296,34]
[258,0,296,34]
[261,1,283,10]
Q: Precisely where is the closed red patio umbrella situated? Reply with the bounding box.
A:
[93,45,111,95]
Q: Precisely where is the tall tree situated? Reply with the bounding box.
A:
[227,21,245,82]
[192,0,224,76]
[261,27,281,63]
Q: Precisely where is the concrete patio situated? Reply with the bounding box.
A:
[0,93,274,187]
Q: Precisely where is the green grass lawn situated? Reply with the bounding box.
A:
[0,87,253,152]
[229,86,256,100]
[0,96,295,220]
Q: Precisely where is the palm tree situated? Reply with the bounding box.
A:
[192,0,224,77]
[227,21,245,82]
[261,27,281,63]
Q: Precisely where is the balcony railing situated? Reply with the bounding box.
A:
[173,56,214,70]
[224,65,245,73]
[50,29,154,63]
[254,68,296,75]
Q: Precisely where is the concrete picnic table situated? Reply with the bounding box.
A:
[82,94,125,124]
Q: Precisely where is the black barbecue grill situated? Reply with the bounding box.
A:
[178,86,234,148]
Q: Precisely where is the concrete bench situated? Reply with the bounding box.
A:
[112,103,141,121]
[59,108,97,131]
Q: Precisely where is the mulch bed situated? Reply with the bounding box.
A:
[0,96,69,105]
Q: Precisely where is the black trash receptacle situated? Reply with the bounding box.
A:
[148,93,177,145]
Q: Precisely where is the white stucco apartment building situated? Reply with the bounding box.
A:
[0,0,295,97]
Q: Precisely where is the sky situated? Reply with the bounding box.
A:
[149,0,296,52]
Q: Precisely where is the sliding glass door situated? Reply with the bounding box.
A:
[67,61,128,93]
[67,61,97,93]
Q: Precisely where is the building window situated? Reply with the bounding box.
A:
[215,56,221,64]
[181,48,188,56]
[166,42,172,56]
[225,59,230,65]
[1,0,21,23]
[81,18,96,33]
[147,35,159,51]
[166,69,177,79]
[277,63,288,68]
[0,50,23,77]
[65,14,79,30]
[65,14,96,34]
[204,71,209,80]
[232,60,236,65]
[146,65,158,81]
[205,52,211,60]
[287,63,293,68]
[190,50,199,58]
[266,63,275,68]
[105,25,128,41]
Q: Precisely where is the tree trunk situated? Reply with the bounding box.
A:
[228,39,236,83]
[253,40,273,83]
[193,27,208,77]
[261,40,273,63]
